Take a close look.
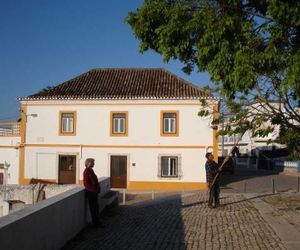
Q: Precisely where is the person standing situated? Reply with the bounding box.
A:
[83,158,101,227]
[205,152,221,208]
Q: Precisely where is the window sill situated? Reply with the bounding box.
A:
[160,133,179,137]
[59,133,76,136]
[110,133,128,137]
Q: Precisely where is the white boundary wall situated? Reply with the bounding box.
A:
[0,177,115,250]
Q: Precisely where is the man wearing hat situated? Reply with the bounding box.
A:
[205,152,221,208]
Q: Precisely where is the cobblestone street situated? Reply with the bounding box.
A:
[64,192,287,250]
[262,193,300,233]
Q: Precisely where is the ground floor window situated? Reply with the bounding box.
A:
[160,156,179,177]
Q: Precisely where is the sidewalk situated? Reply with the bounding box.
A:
[63,191,300,250]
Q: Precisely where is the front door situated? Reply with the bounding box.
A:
[58,155,76,184]
[110,156,127,188]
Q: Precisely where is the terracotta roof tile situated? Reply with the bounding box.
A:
[21,68,213,100]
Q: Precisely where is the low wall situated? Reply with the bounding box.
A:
[0,177,116,250]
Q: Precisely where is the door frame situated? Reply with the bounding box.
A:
[57,152,79,184]
[108,153,130,188]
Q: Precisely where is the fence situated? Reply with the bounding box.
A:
[0,122,20,137]
[235,157,258,169]
[274,160,300,172]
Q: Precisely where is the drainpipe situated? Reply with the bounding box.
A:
[79,144,82,160]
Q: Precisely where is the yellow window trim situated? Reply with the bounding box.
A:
[160,110,179,137]
[110,111,128,137]
[59,111,77,136]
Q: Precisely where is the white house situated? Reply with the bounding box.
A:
[218,102,285,157]
[218,131,285,157]
[0,68,219,190]
[0,123,20,185]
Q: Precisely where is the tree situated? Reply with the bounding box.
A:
[127,0,300,155]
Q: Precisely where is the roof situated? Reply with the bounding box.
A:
[19,68,213,101]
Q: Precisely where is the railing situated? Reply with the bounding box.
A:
[235,157,258,169]
[0,122,20,137]
[274,160,300,172]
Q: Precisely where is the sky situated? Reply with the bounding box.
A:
[0,0,212,122]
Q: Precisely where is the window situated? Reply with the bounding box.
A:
[161,111,179,136]
[161,156,178,177]
[111,111,128,136]
[59,111,76,136]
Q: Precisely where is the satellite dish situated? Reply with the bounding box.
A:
[4,161,10,168]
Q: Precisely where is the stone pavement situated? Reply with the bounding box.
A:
[63,192,290,250]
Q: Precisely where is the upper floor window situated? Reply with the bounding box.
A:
[111,111,128,136]
[161,111,179,136]
[59,111,76,136]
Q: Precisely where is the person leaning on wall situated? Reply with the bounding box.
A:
[83,158,103,227]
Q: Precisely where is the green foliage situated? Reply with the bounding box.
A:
[127,0,300,154]
[278,127,300,159]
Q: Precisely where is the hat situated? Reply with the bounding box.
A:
[205,152,212,159]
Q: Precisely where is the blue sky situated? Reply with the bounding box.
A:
[0,0,212,121]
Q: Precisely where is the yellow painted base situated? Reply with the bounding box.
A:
[128,181,208,191]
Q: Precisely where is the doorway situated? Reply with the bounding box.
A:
[110,155,127,188]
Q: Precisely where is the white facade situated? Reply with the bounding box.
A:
[218,129,284,156]
[18,99,217,190]
[0,134,20,184]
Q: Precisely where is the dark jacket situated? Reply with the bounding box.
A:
[83,167,100,193]
[205,159,219,183]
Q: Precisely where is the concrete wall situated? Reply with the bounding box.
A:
[0,177,114,250]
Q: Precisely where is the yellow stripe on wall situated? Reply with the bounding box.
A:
[128,181,208,190]
[0,146,18,149]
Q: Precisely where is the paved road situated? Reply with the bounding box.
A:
[63,193,286,250]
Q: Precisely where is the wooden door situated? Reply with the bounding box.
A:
[110,156,127,188]
[0,173,3,185]
[58,155,76,184]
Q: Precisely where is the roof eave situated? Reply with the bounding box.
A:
[17,96,219,102]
